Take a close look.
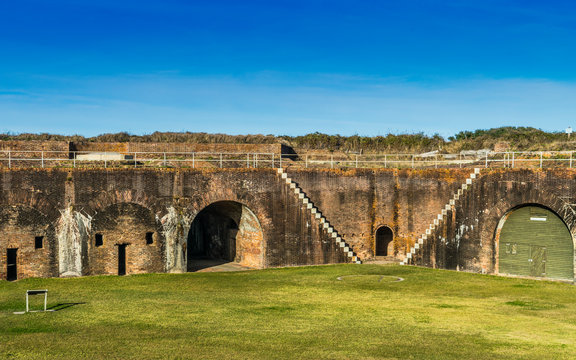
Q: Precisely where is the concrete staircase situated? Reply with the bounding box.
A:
[277,168,361,264]
[401,168,482,265]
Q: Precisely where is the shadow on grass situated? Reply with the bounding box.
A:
[188,258,230,272]
[48,302,86,311]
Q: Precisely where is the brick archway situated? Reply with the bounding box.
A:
[187,201,264,269]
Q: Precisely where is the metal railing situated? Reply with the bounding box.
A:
[1,150,576,169]
[0,150,277,169]
[288,151,576,169]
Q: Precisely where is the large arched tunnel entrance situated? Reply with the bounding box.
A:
[497,205,574,281]
[187,201,264,271]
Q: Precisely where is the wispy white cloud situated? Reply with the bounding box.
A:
[1,73,575,136]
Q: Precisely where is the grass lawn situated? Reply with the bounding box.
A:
[1,264,576,359]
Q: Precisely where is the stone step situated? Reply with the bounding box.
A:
[401,167,481,265]
[280,168,362,265]
[364,256,400,264]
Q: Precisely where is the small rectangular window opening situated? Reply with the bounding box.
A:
[35,236,44,249]
[146,232,154,245]
[505,243,518,255]
[95,233,103,247]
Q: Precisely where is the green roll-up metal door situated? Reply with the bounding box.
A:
[499,206,574,281]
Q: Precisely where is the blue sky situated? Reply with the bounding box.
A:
[1,0,575,137]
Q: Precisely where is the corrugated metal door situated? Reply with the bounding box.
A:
[529,245,546,277]
[499,206,573,280]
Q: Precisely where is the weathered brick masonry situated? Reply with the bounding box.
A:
[412,169,576,277]
[1,168,575,281]
[0,168,347,280]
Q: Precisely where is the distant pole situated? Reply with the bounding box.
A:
[540,152,543,168]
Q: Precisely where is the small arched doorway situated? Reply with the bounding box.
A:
[497,205,574,280]
[375,226,394,256]
[188,201,264,271]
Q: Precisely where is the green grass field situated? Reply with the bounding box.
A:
[1,265,576,359]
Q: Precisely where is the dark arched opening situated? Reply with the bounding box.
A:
[188,201,263,271]
[375,226,394,256]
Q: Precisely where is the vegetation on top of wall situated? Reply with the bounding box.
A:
[278,132,445,153]
[445,127,571,152]
[1,127,575,153]
[0,132,279,145]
